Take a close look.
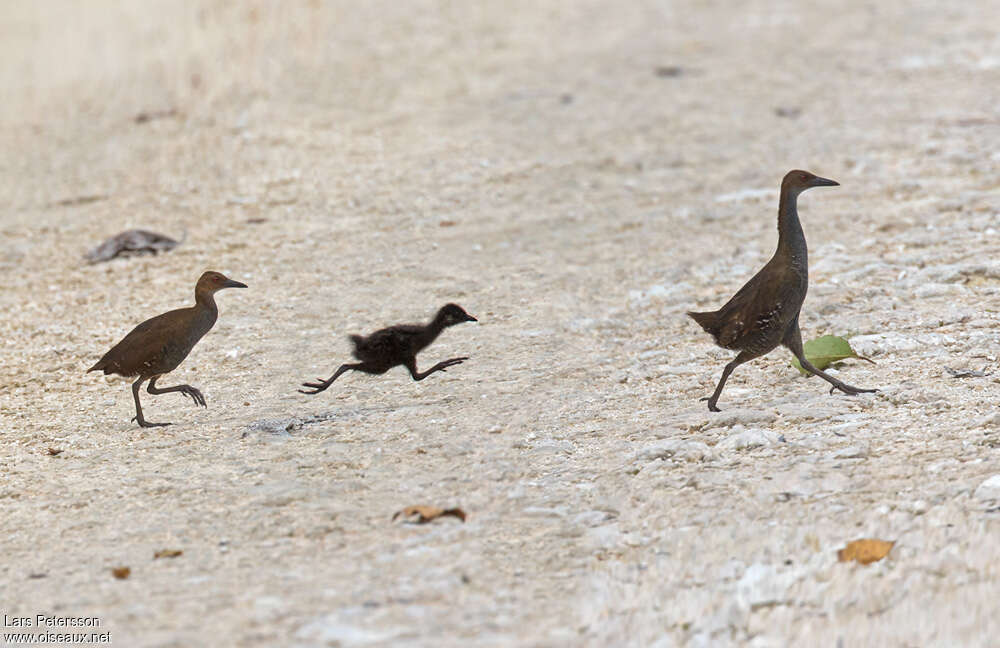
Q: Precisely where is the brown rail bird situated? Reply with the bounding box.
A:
[88,271,247,427]
[688,169,877,411]
[299,303,477,395]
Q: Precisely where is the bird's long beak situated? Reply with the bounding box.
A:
[811,176,839,187]
[223,279,248,289]
[465,314,478,322]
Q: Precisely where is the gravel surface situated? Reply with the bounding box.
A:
[2,1,999,646]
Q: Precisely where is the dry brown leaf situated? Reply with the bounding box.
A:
[46,447,63,456]
[837,539,895,565]
[154,549,183,559]
[111,566,131,579]
[392,505,467,524]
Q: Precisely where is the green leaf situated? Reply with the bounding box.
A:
[791,335,875,376]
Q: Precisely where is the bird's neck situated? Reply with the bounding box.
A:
[417,317,447,349]
[194,290,220,317]
[776,190,808,271]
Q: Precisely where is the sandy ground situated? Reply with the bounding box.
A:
[2,1,1000,646]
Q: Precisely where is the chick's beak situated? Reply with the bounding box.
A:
[811,176,839,187]
[465,314,478,322]
[223,279,248,289]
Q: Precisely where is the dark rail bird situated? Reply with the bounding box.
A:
[88,271,247,427]
[688,170,877,411]
[299,303,477,395]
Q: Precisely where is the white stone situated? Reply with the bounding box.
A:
[702,409,778,430]
[295,616,392,646]
[736,563,796,610]
[718,428,781,451]
[973,475,1000,501]
[831,445,868,459]
[972,413,1000,428]
[634,440,714,463]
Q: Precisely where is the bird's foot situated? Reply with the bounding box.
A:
[438,357,469,371]
[298,379,331,395]
[132,416,171,428]
[699,396,722,412]
[179,385,206,407]
[828,384,879,396]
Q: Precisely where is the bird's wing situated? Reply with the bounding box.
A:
[711,263,794,349]
[353,325,421,361]
[96,307,194,374]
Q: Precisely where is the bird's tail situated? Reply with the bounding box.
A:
[348,334,365,360]
[87,349,115,374]
[687,310,721,338]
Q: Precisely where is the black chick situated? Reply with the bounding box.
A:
[299,303,477,395]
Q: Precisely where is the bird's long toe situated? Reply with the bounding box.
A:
[298,381,327,395]
[184,387,206,407]
[132,416,171,428]
[830,383,878,396]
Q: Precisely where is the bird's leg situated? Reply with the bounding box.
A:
[405,357,469,381]
[299,363,361,395]
[146,375,206,407]
[131,377,170,428]
[702,350,754,412]
[783,322,877,396]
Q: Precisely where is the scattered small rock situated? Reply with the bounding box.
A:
[572,510,617,527]
[522,507,566,518]
[774,106,802,118]
[972,413,1000,428]
[973,475,1000,501]
[134,108,178,124]
[654,65,684,78]
[242,418,302,438]
[831,445,868,460]
[945,366,988,378]
[111,566,131,580]
[85,229,183,264]
[295,616,394,646]
[47,194,108,209]
[701,409,778,430]
[634,439,713,463]
[531,439,575,455]
[851,332,951,354]
[736,564,797,610]
[717,428,780,451]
